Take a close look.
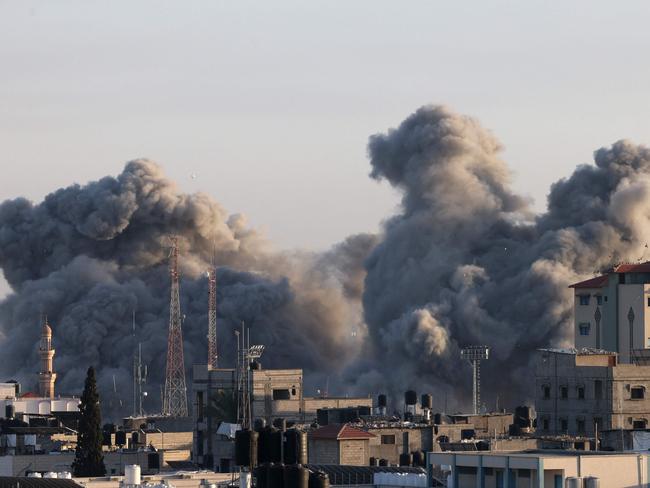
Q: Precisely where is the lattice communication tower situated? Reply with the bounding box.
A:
[460,345,490,415]
[162,236,189,417]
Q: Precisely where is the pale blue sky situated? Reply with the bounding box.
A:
[3,0,650,295]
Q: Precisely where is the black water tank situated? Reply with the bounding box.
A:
[5,404,14,419]
[250,361,262,370]
[115,430,127,446]
[358,406,371,416]
[284,429,308,465]
[434,413,442,425]
[268,463,284,488]
[308,471,330,488]
[378,394,387,408]
[412,451,425,467]
[405,390,417,405]
[148,452,160,470]
[259,426,282,464]
[131,432,139,445]
[255,464,270,488]
[255,418,267,431]
[284,465,309,488]
[273,418,287,431]
[316,409,329,426]
[399,453,413,467]
[421,394,433,410]
[235,429,259,467]
[369,457,379,466]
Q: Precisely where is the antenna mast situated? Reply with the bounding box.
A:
[207,266,218,369]
[162,236,189,417]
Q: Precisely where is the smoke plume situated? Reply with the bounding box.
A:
[2,105,650,416]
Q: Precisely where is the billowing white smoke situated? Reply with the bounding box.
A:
[2,105,650,416]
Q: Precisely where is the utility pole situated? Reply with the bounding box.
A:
[162,236,188,417]
[460,346,490,415]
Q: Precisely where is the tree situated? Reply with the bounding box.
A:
[72,366,106,477]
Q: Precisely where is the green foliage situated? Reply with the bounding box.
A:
[72,367,107,477]
[206,389,237,423]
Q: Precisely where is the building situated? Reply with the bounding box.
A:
[366,425,432,465]
[191,364,371,470]
[308,424,375,465]
[535,348,650,435]
[428,450,650,488]
[570,262,650,362]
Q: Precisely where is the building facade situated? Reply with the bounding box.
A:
[308,424,375,466]
[535,348,650,435]
[570,263,650,362]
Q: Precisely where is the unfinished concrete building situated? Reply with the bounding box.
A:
[535,348,650,435]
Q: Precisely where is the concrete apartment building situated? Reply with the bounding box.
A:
[535,348,650,435]
[570,262,650,362]
[428,450,650,488]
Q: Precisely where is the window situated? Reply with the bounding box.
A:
[633,419,647,429]
[291,387,297,396]
[579,295,590,306]
[595,380,603,400]
[560,418,568,432]
[542,418,549,431]
[543,385,550,399]
[518,469,530,478]
[596,295,603,305]
[647,297,650,307]
[579,323,590,336]
[560,386,568,399]
[272,389,291,400]
[631,386,645,400]
[577,386,585,399]
[604,296,608,302]
[577,418,585,433]
[381,435,395,445]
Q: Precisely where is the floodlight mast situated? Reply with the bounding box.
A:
[460,346,490,414]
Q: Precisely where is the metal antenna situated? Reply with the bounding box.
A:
[207,263,218,369]
[236,322,264,429]
[162,236,189,417]
[132,310,147,417]
[460,346,490,414]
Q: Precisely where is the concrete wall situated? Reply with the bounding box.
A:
[339,439,369,466]
[367,426,433,464]
[308,439,339,464]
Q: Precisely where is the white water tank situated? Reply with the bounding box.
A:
[43,472,58,479]
[27,472,42,478]
[58,472,72,479]
[125,465,141,485]
[566,477,583,488]
[584,477,600,488]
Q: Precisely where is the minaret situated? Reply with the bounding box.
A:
[38,318,56,398]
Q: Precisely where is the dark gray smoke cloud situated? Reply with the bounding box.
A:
[0,161,373,418]
[358,105,650,411]
[2,106,650,417]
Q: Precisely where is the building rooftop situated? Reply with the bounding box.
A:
[539,347,616,356]
[310,423,376,440]
[569,275,609,289]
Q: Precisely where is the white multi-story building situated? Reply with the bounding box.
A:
[570,262,650,362]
